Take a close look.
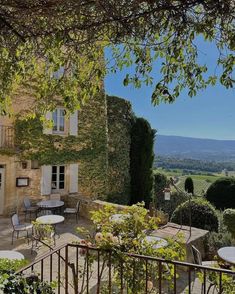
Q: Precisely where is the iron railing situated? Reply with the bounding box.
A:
[0,125,14,148]
[18,243,235,294]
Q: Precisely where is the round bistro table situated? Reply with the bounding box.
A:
[109,213,130,223]
[143,235,168,249]
[0,250,24,260]
[37,200,64,210]
[36,215,65,225]
[218,247,235,264]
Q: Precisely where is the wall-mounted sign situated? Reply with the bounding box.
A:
[16,177,29,187]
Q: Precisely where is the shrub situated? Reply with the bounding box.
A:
[184,177,194,194]
[171,198,219,231]
[130,118,156,208]
[205,231,232,260]
[206,177,235,209]
[155,190,188,217]
[223,209,235,238]
[0,259,55,294]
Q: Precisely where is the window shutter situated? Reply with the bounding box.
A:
[69,111,78,136]
[43,112,53,134]
[69,163,78,193]
[41,165,52,195]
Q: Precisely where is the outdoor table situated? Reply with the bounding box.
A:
[217,246,235,264]
[0,250,24,260]
[143,235,168,249]
[109,213,130,223]
[35,215,65,243]
[36,215,65,225]
[37,200,64,214]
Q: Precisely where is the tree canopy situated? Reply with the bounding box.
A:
[0,0,234,115]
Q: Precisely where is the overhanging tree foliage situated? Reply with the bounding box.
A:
[0,0,234,115]
[130,117,156,208]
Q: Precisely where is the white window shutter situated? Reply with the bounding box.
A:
[69,111,78,136]
[69,163,78,193]
[43,112,53,134]
[41,165,52,195]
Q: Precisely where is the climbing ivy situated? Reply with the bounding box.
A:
[14,116,93,165]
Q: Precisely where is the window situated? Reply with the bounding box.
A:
[52,108,66,133]
[51,165,65,191]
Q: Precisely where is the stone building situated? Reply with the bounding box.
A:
[0,91,133,215]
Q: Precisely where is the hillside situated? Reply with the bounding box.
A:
[155,135,235,161]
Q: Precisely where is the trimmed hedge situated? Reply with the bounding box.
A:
[206,177,235,209]
[171,198,219,232]
[223,209,235,238]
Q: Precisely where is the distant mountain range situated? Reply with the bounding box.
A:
[155,135,235,162]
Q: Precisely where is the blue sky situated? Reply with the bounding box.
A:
[104,41,235,140]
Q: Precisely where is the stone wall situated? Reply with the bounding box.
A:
[107,95,133,204]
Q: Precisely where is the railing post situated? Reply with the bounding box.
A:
[65,244,68,294]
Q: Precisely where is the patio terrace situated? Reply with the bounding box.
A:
[0,214,234,294]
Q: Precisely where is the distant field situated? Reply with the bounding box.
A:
[154,168,222,196]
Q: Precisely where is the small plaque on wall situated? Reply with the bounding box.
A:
[16,177,29,187]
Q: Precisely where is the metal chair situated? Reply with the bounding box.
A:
[191,245,217,294]
[64,201,80,223]
[11,213,33,245]
[23,197,39,221]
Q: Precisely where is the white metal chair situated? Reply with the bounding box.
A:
[23,197,39,221]
[64,201,80,223]
[11,213,33,244]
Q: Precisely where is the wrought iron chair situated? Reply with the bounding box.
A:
[11,213,33,244]
[23,197,39,221]
[64,200,80,223]
[191,245,217,294]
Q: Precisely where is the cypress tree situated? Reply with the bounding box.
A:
[130,117,156,208]
[184,176,194,195]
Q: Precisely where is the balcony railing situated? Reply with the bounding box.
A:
[18,243,235,294]
[0,125,14,149]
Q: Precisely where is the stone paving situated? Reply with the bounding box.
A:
[0,215,223,293]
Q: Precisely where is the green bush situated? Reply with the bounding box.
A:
[171,198,219,231]
[206,177,235,209]
[0,259,55,293]
[223,209,235,238]
[130,117,156,208]
[155,190,188,217]
[205,231,232,260]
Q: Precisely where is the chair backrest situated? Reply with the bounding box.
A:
[23,197,31,209]
[11,213,20,227]
[76,201,81,212]
[191,245,202,265]
[50,194,61,200]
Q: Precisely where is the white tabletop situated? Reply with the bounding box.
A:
[0,250,24,260]
[218,247,235,264]
[109,213,130,223]
[37,200,64,208]
[36,215,65,225]
[143,236,168,249]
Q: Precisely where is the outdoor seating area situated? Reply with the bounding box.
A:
[1,201,235,294]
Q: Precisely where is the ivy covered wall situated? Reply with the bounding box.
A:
[13,91,108,199]
[0,92,135,205]
[107,95,133,204]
